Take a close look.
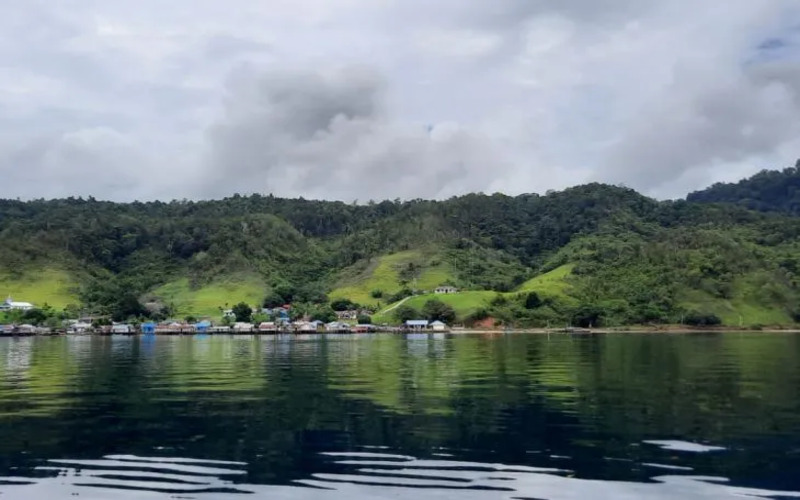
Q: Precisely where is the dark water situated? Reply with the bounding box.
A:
[1,333,800,499]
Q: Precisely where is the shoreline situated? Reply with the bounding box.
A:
[2,326,800,338]
[459,327,800,334]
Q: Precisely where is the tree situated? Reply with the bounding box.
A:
[111,293,147,322]
[394,304,419,323]
[295,284,328,304]
[22,308,48,325]
[524,292,542,309]
[468,308,490,323]
[370,290,384,299]
[311,307,337,323]
[185,315,197,324]
[490,294,508,307]
[44,316,61,329]
[572,303,603,328]
[357,314,372,324]
[272,284,297,304]
[684,311,722,326]
[422,299,456,323]
[232,302,252,322]
[388,288,412,303]
[263,292,285,309]
[63,304,81,319]
[331,298,357,311]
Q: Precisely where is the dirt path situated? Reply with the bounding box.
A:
[380,296,411,314]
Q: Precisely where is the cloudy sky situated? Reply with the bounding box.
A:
[2,0,800,202]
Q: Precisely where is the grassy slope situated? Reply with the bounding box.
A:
[150,274,266,319]
[679,277,794,326]
[0,268,80,309]
[330,250,455,306]
[372,261,794,326]
[517,264,575,295]
[374,264,576,324]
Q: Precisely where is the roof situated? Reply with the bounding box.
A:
[196,320,212,327]
[2,297,34,307]
[406,320,429,326]
[430,321,447,326]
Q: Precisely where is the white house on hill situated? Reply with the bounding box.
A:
[434,286,458,294]
[0,297,34,311]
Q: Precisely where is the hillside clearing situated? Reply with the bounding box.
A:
[330,250,455,306]
[374,265,577,323]
[0,268,79,309]
[149,274,265,318]
[517,264,574,295]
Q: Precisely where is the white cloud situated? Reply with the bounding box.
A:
[0,0,798,201]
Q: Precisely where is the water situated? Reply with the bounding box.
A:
[1,333,800,499]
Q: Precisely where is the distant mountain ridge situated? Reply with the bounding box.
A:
[687,162,800,215]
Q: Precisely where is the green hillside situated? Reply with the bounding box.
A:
[330,250,455,306]
[374,265,578,324]
[3,175,800,327]
[374,291,495,324]
[0,268,80,310]
[517,264,574,295]
[148,274,266,319]
[678,273,796,327]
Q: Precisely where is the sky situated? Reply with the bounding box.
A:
[2,0,800,202]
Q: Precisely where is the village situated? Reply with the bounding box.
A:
[0,296,454,336]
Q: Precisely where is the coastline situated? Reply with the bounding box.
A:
[457,326,800,335]
[3,325,800,337]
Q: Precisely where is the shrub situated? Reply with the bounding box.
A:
[388,288,412,303]
[423,299,456,323]
[331,298,358,311]
[684,311,722,327]
[524,292,542,310]
[394,304,419,323]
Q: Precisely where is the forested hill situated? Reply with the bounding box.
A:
[687,163,800,215]
[3,179,800,328]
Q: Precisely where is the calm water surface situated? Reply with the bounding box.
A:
[1,333,800,499]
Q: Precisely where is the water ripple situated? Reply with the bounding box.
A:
[1,450,799,499]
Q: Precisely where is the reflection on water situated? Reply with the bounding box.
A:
[1,333,800,499]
